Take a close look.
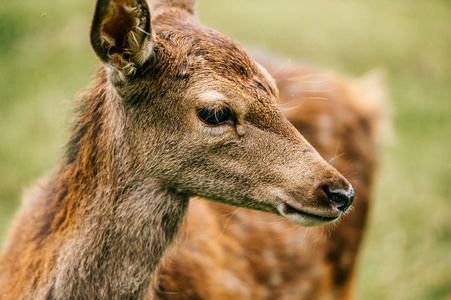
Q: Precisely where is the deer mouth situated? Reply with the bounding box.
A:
[277,203,339,226]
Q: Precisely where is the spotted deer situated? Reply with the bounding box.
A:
[0,0,356,299]
[155,53,386,299]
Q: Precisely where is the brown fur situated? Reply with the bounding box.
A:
[0,1,362,299]
[154,56,385,299]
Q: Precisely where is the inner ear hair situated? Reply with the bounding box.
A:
[91,0,154,76]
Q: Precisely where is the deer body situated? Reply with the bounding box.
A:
[0,0,356,299]
[0,74,191,298]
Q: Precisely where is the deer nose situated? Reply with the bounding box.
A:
[322,185,354,212]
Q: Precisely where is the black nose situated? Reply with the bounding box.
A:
[322,185,354,212]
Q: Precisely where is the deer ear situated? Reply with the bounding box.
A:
[90,0,154,76]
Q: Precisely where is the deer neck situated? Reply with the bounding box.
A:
[38,74,189,298]
[49,182,189,299]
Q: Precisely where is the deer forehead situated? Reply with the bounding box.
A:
[150,21,278,102]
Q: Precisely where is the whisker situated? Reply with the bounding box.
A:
[211,208,241,243]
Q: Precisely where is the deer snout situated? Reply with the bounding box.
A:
[322,184,354,212]
[275,166,354,227]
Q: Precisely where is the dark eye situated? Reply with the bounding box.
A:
[198,106,232,125]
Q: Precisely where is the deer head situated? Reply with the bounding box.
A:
[89,0,354,226]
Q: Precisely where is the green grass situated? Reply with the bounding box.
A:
[0,0,450,298]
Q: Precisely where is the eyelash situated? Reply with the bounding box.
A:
[197,106,233,126]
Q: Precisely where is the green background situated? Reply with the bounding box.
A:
[0,0,450,298]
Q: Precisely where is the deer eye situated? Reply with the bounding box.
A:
[197,106,233,125]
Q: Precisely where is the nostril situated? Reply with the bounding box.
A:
[322,185,354,212]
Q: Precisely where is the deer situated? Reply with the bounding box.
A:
[154,52,386,299]
[0,0,356,299]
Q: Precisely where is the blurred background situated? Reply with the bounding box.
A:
[0,0,450,298]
